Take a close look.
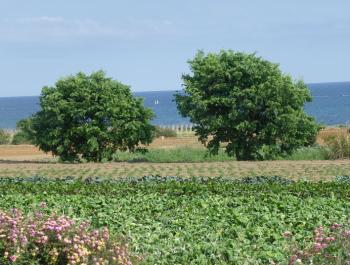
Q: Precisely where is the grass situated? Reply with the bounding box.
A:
[112,146,332,163]
[1,179,350,264]
[112,147,233,162]
[280,146,331,160]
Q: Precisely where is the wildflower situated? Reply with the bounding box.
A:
[313,242,323,252]
[0,207,136,264]
[9,255,17,262]
[330,223,343,230]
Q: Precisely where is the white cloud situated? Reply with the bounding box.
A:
[0,16,176,43]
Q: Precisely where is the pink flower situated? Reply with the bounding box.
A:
[9,255,17,262]
[330,223,343,230]
[344,230,350,237]
[325,236,335,242]
[313,242,323,252]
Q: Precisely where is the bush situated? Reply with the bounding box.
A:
[0,206,137,264]
[11,132,32,145]
[154,126,177,138]
[11,118,34,145]
[0,129,11,145]
[325,133,350,159]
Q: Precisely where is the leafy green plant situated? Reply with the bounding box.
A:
[175,50,321,160]
[29,70,155,162]
[0,129,11,145]
[1,180,350,264]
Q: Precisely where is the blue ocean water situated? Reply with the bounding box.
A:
[1,82,350,129]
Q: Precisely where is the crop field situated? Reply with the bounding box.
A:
[1,160,350,181]
[1,178,350,264]
[0,128,349,180]
[0,129,350,264]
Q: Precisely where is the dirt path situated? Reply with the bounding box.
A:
[0,159,349,181]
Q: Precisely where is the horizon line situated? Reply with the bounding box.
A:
[1,80,350,98]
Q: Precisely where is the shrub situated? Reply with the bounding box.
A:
[285,223,350,264]
[175,50,321,160]
[154,126,177,138]
[0,206,137,264]
[0,129,11,145]
[325,133,350,159]
[11,119,35,145]
[11,132,32,145]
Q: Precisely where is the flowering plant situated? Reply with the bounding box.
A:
[0,204,138,264]
[284,223,350,264]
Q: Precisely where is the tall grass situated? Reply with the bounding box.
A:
[324,133,350,159]
[111,146,331,163]
[281,146,331,160]
[112,147,233,163]
[0,129,11,145]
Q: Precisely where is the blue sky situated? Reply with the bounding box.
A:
[1,0,350,97]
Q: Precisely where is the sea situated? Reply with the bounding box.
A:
[1,82,350,129]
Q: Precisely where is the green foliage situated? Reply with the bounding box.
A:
[0,129,11,145]
[281,146,331,160]
[324,133,350,159]
[154,126,177,137]
[30,71,155,162]
[11,118,35,145]
[175,50,321,160]
[112,147,232,162]
[0,180,350,264]
[112,146,331,163]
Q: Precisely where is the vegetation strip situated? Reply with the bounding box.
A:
[1,179,350,264]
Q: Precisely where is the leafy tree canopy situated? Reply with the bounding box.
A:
[175,50,321,160]
[30,71,155,162]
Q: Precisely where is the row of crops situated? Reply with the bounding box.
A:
[1,176,350,264]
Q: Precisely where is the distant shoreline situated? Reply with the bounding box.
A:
[2,81,350,98]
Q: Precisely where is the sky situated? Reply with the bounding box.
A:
[0,0,350,97]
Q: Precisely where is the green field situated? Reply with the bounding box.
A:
[1,178,350,264]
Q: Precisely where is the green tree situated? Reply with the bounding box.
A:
[30,71,155,162]
[175,50,321,160]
